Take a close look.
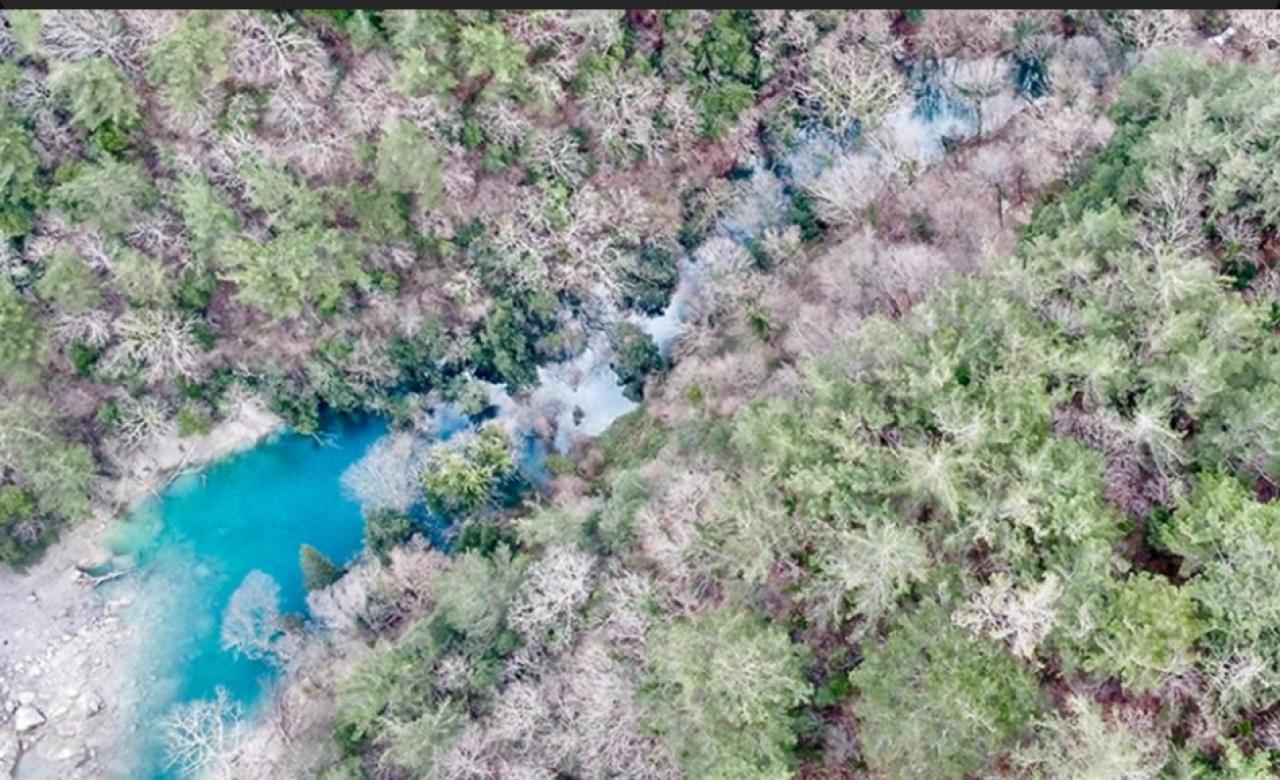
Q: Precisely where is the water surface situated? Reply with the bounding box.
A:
[107,415,386,779]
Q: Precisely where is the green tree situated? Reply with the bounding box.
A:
[35,252,101,314]
[1152,474,1280,712]
[239,158,327,232]
[219,227,367,320]
[382,11,458,97]
[375,121,443,205]
[52,159,156,235]
[148,11,230,114]
[421,424,514,516]
[470,297,557,391]
[176,173,240,262]
[334,641,435,751]
[851,602,1043,777]
[377,700,464,776]
[0,281,42,382]
[1083,573,1203,693]
[1014,695,1166,779]
[364,509,415,565]
[5,11,41,58]
[608,322,665,402]
[0,117,42,240]
[644,607,811,779]
[430,546,524,651]
[300,544,343,591]
[620,243,680,315]
[111,248,173,306]
[49,57,139,133]
[456,22,527,97]
[698,80,756,138]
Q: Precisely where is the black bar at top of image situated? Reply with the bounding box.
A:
[6,3,1280,12]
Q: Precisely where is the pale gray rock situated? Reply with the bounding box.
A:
[14,704,44,733]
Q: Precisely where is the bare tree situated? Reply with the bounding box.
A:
[341,432,427,513]
[1235,10,1280,60]
[797,38,905,136]
[507,547,596,646]
[1112,10,1187,52]
[158,687,247,780]
[953,573,1062,661]
[115,396,174,452]
[804,153,890,228]
[307,559,383,636]
[103,309,200,384]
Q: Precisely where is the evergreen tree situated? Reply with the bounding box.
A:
[300,544,343,591]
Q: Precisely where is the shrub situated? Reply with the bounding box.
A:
[0,486,50,569]
[175,404,212,437]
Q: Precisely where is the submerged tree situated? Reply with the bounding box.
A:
[158,686,246,780]
[220,570,285,663]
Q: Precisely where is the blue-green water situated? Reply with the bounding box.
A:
[106,415,387,779]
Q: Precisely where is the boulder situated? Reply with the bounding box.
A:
[76,692,104,718]
[14,704,45,732]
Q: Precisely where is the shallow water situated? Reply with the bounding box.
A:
[107,415,387,779]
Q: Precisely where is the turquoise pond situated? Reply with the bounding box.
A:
[105,414,387,779]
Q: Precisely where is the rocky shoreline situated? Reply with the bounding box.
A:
[0,399,283,780]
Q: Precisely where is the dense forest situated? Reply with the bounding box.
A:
[6,8,1280,780]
